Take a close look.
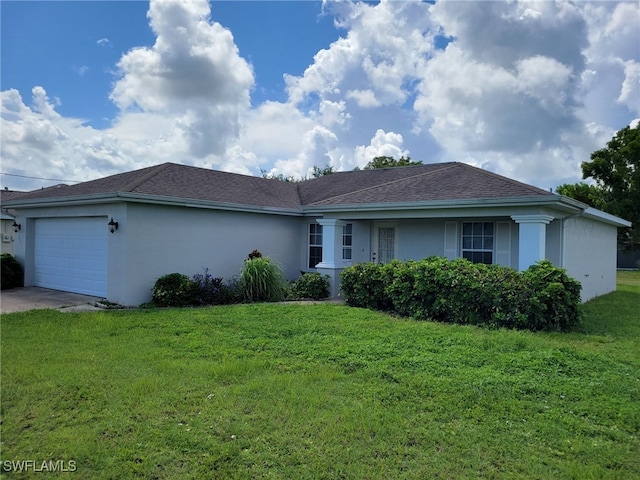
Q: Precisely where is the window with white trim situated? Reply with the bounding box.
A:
[462,222,494,264]
[342,223,353,261]
[308,223,323,268]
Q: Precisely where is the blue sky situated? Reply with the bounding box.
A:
[1,1,638,191]
[2,1,338,127]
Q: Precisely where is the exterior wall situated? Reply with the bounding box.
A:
[121,204,303,305]
[1,218,16,255]
[545,219,563,267]
[379,217,517,268]
[394,219,449,261]
[562,216,618,302]
[12,202,304,306]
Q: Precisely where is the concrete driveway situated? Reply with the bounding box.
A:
[0,287,104,314]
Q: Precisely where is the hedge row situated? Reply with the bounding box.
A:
[340,257,581,331]
[150,264,330,308]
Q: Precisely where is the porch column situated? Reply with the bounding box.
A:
[315,219,347,297]
[511,214,555,270]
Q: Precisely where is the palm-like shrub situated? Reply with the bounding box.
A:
[241,256,287,303]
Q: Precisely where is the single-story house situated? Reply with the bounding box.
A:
[3,161,631,305]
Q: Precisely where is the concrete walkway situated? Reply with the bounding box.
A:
[0,287,104,314]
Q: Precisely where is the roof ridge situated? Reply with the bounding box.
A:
[306,163,459,206]
[472,164,552,195]
[121,162,174,192]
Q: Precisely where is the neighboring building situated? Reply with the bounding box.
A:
[1,189,29,256]
[2,162,631,305]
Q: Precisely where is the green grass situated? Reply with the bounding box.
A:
[1,272,639,479]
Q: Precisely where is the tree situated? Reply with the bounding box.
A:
[260,170,298,182]
[560,123,639,250]
[555,182,605,210]
[312,164,334,178]
[260,164,333,182]
[363,156,423,170]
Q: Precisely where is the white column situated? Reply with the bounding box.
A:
[511,214,555,270]
[315,218,347,269]
[315,219,347,297]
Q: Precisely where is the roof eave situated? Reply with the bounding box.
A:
[3,191,303,216]
[582,207,632,227]
[302,195,582,214]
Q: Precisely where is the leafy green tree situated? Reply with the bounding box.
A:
[260,169,298,182]
[556,182,605,209]
[363,156,423,170]
[312,164,334,177]
[561,124,639,249]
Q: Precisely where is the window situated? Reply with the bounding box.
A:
[342,223,353,261]
[462,222,494,264]
[308,223,323,268]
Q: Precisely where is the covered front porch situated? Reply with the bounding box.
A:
[309,212,561,298]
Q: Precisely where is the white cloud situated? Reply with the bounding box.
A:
[353,129,408,169]
[346,89,380,108]
[1,0,638,193]
[109,0,253,158]
[618,60,640,113]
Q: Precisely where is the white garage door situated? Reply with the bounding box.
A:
[35,217,108,297]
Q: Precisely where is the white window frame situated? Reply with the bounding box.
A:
[308,223,323,269]
[342,223,353,262]
[461,221,494,264]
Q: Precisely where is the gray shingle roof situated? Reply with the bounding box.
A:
[4,161,553,210]
[300,162,552,206]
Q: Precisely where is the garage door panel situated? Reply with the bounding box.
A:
[35,217,108,297]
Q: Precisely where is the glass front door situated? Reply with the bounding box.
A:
[375,226,395,264]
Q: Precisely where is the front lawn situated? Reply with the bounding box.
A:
[1,272,639,479]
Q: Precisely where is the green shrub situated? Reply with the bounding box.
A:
[241,256,287,303]
[217,278,243,305]
[191,268,224,305]
[1,253,23,290]
[289,272,330,300]
[151,273,197,307]
[341,258,581,332]
[340,262,393,311]
[523,260,582,331]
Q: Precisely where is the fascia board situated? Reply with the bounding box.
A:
[115,192,303,216]
[302,195,583,215]
[583,207,632,227]
[1,193,118,209]
[3,192,303,217]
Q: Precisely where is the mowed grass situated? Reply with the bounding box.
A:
[1,273,639,479]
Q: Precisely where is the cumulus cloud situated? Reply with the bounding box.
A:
[1,0,638,192]
[410,0,637,188]
[0,87,121,187]
[109,0,253,157]
[353,129,409,169]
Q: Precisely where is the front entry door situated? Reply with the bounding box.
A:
[374,226,396,264]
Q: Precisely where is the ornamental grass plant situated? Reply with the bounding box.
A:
[240,255,287,303]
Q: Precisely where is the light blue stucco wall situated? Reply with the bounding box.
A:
[121,203,304,305]
[562,215,618,301]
